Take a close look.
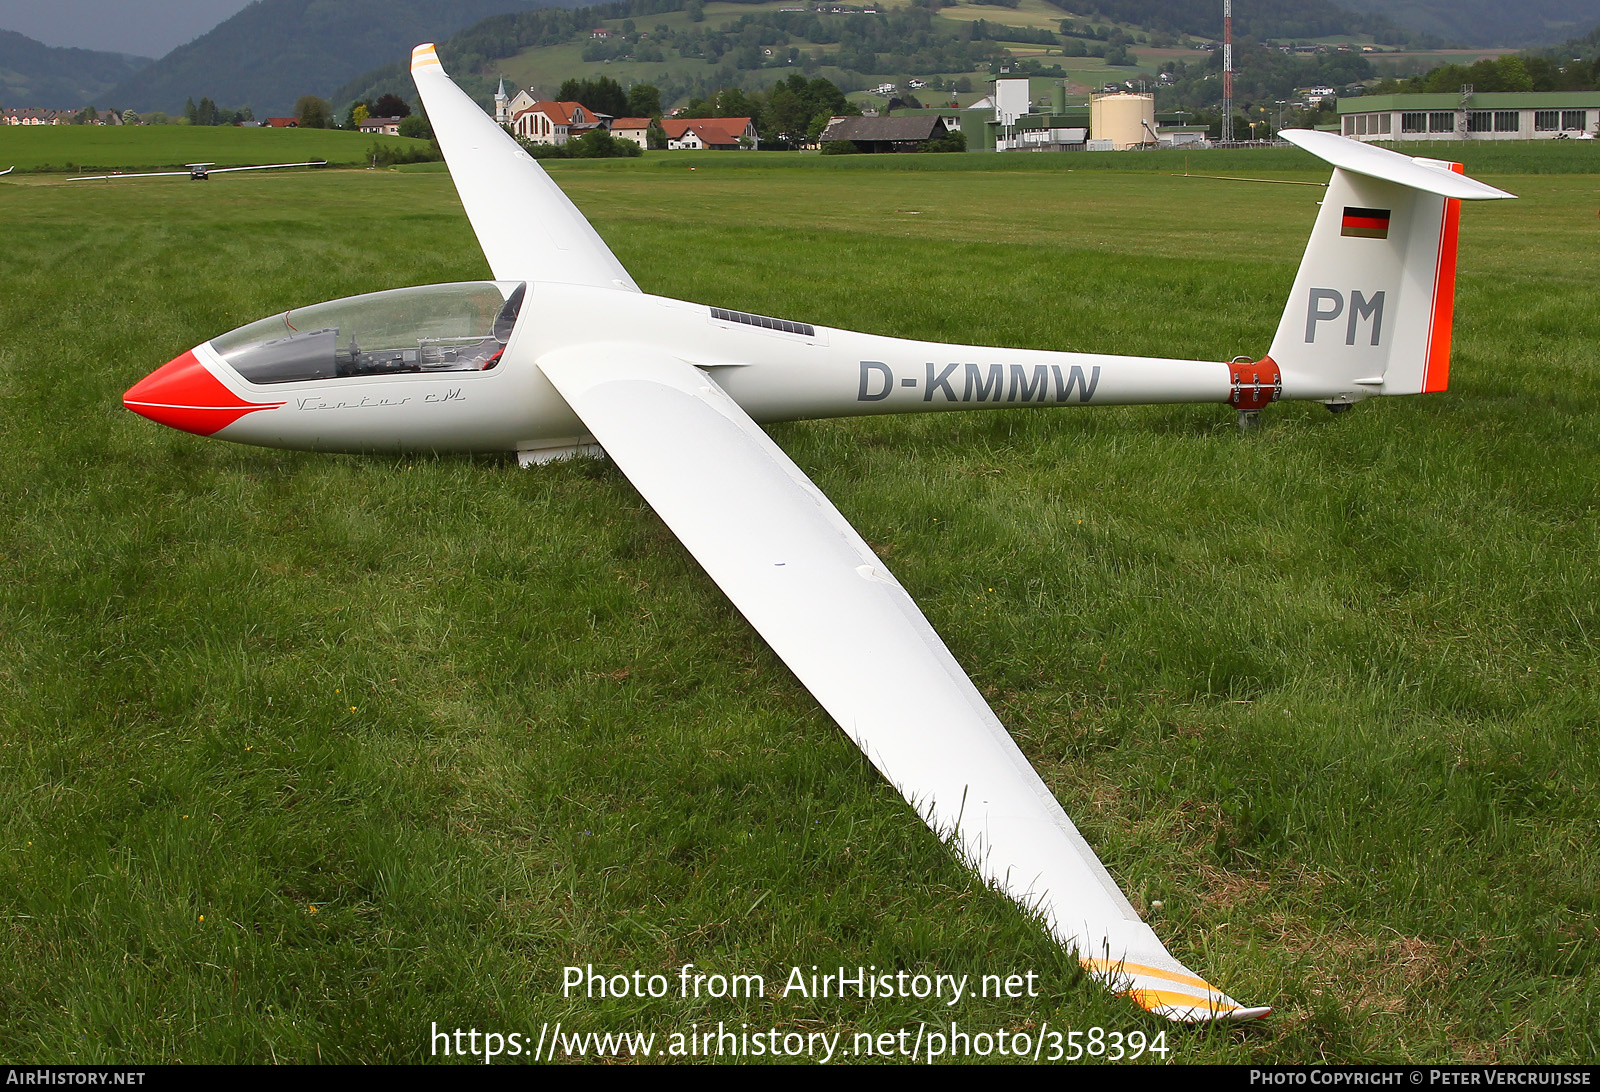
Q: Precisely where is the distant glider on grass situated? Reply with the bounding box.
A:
[120,43,1513,1022]
[71,159,327,181]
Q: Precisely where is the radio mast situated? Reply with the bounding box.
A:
[1222,0,1234,142]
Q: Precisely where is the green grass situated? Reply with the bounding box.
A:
[531,139,1596,179]
[0,126,433,174]
[933,0,1088,33]
[0,150,1597,1063]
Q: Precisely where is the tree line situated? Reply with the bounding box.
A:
[542,72,863,149]
[1368,50,1599,95]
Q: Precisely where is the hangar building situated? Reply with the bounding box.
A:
[1338,92,1599,141]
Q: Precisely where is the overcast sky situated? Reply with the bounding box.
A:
[0,0,252,59]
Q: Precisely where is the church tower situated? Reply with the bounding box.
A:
[494,78,510,125]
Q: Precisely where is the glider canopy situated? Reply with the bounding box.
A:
[211,281,526,384]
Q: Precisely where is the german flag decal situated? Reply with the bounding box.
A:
[1341,206,1391,239]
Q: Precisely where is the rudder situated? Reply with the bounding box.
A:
[1266,131,1511,404]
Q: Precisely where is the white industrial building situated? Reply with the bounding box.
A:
[1338,91,1598,141]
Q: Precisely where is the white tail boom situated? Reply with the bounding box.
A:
[1271,130,1514,405]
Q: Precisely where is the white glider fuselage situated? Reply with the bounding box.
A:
[150,144,1510,462]
[170,280,1259,460]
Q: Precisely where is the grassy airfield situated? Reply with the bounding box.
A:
[0,126,432,174]
[0,148,1596,1063]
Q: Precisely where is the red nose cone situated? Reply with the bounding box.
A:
[123,350,282,436]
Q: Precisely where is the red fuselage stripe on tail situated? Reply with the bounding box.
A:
[1422,164,1465,393]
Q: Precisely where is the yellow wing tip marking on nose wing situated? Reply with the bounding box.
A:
[411,43,440,69]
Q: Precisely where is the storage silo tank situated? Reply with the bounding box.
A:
[1090,92,1155,150]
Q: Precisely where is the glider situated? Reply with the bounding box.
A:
[121,43,1513,1022]
[71,160,327,182]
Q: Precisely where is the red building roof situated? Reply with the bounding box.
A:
[660,117,754,146]
[517,100,595,126]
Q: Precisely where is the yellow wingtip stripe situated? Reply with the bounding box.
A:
[1145,1000,1274,1024]
[1128,988,1242,1014]
[411,43,440,69]
[1080,958,1217,993]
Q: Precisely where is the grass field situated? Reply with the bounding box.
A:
[933,0,1089,33]
[536,139,1599,177]
[1,145,1597,1063]
[0,127,433,174]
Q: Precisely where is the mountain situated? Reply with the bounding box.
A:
[0,29,151,109]
[1336,0,1598,47]
[102,0,583,117]
[0,0,252,61]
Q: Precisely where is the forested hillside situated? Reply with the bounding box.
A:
[1076,0,1420,45]
[0,30,150,109]
[1337,0,1596,47]
[103,0,581,116]
[1370,37,1599,94]
[339,0,1421,117]
[332,0,1599,141]
[339,1,1062,111]
[1531,20,1600,67]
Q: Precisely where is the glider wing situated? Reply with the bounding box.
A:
[69,170,192,181]
[206,161,328,175]
[538,344,1268,1022]
[409,44,640,293]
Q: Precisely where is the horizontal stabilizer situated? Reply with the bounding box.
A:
[1280,129,1515,200]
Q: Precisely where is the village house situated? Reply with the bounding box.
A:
[660,116,757,149]
[2,108,68,125]
[608,117,653,149]
[358,115,404,136]
[3,107,124,125]
[514,100,607,145]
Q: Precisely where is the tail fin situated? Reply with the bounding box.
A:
[1267,130,1514,403]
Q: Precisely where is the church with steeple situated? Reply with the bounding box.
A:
[494,79,510,125]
